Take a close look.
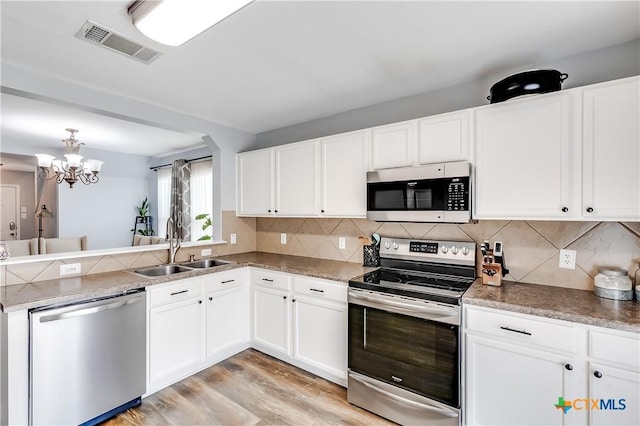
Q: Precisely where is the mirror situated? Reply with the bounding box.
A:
[0,90,214,258]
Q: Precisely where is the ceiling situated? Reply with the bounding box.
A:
[1,1,639,155]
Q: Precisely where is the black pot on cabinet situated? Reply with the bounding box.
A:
[487,69,568,103]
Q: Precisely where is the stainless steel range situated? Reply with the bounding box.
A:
[347,237,476,426]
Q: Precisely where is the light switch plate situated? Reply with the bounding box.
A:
[559,249,576,269]
[201,248,212,256]
[281,233,287,244]
[230,233,237,244]
[60,263,81,276]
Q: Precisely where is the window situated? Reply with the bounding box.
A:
[156,160,212,241]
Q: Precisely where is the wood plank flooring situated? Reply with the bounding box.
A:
[104,349,395,425]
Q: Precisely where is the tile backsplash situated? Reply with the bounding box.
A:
[256,217,640,291]
[2,210,639,292]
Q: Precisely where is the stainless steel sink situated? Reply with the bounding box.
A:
[179,259,230,269]
[133,264,193,277]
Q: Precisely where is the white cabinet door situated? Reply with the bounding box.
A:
[474,93,575,219]
[275,141,319,216]
[292,295,347,380]
[320,131,368,217]
[205,285,249,358]
[582,77,640,220]
[465,334,578,426]
[371,120,417,169]
[237,149,273,216]
[148,297,203,386]
[589,363,640,426]
[252,285,290,355]
[418,110,470,164]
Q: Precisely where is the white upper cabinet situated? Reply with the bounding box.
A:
[418,110,470,164]
[236,148,273,216]
[320,130,368,217]
[275,140,320,216]
[370,120,417,169]
[582,77,640,221]
[474,92,575,219]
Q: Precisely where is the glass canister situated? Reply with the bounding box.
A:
[594,267,633,300]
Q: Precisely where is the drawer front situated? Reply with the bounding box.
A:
[205,270,245,293]
[590,330,640,369]
[466,307,577,353]
[148,278,203,308]
[251,269,291,291]
[292,276,346,303]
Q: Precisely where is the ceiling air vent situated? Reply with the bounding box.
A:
[76,20,162,64]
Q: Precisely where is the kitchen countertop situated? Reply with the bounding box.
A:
[0,252,375,313]
[463,279,640,333]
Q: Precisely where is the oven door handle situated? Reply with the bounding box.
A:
[349,292,457,318]
[350,374,458,417]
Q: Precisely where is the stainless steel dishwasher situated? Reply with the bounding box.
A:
[29,289,146,425]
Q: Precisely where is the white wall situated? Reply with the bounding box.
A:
[58,176,148,249]
[254,39,640,147]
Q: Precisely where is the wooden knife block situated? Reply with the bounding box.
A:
[482,251,503,286]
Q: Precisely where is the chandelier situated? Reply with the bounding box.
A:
[35,128,104,188]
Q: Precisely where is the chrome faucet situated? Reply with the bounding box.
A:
[166,217,181,264]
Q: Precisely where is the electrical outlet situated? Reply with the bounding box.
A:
[338,237,346,250]
[60,263,81,276]
[230,233,237,244]
[201,248,212,256]
[281,233,287,244]
[559,249,577,269]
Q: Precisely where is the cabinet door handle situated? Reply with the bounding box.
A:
[499,326,532,336]
[262,278,274,282]
[283,296,287,300]
[586,207,594,213]
[292,299,296,303]
[562,207,569,213]
[209,296,213,301]
[310,288,325,293]
[170,290,188,296]
[198,300,202,304]
[221,279,235,284]
[321,210,325,213]
[565,364,573,371]
[593,371,603,379]
[268,209,271,213]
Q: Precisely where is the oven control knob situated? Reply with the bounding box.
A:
[441,245,448,253]
[384,241,390,249]
[462,247,470,256]
[392,242,399,250]
[451,246,459,255]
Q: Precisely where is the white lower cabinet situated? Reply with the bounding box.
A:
[148,278,205,390]
[292,277,348,383]
[250,269,348,386]
[147,269,250,393]
[464,305,640,426]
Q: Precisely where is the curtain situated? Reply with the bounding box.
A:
[169,159,191,241]
[190,160,212,240]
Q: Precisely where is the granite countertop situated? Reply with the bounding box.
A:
[0,252,375,313]
[463,279,640,333]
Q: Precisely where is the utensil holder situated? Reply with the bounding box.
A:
[363,244,380,267]
[482,263,502,286]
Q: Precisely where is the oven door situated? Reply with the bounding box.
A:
[348,290,460,408]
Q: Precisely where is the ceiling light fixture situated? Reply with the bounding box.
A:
[128,0,254,47]
[35,128,104,188]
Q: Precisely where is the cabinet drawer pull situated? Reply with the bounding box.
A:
[310,288,325,293]
[262,278,274,282]
[221,279,235,284]
[170,290,188,296]
[594,371,603,379]
[499,326,532,336]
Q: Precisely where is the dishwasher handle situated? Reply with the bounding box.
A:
[39,295,144,323]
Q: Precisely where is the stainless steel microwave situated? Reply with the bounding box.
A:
[366,161,471,223]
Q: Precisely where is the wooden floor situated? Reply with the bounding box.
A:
[105,349,395,425]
